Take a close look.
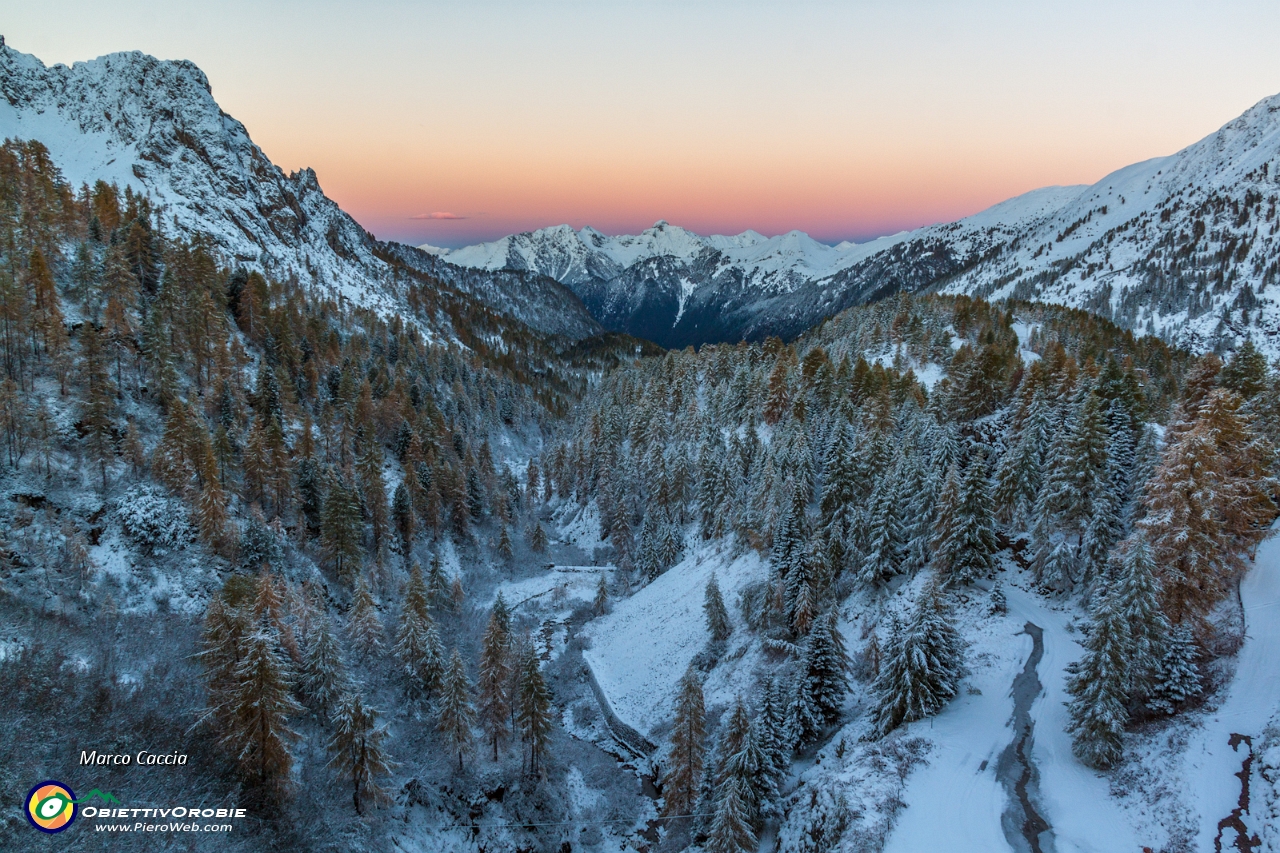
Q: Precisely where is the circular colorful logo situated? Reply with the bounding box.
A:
[26,781,77,833]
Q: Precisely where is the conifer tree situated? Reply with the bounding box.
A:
[438,648,475,773]
[706,777,757,853]
[716,700,773,826]
[932,456,997,585]
[993,399,1047,525]
[1140,389,1276,626]
[664,666,706,817]
[300,612,349,721]
[593,572,610,617]
[328,689,393,814]
[756,676,789,788]
[496,523,514,562]
[80,322,115,492]
[199,594,247,725]
[783,666,823,750]
[393,481,414,561]
[427,555,450,609]
[393,563,444,701]
[323,477,363,582]
[1065,587,1130,769]
[859,469,904,586]
[223,626,302,794]
[347,576,384,657]
[800,610,851,725]
[516,644,554,775]
[1147,623,1201,715]
[478,605,512,761]
[529,520,549,553]
[704,573,732,642]
[1108,537,1168,695]
[873,580,965,735]
[358,439,390,558]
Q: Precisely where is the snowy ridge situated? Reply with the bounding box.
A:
[425,91,1280,357]
[0,42,602,341]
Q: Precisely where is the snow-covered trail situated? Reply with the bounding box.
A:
[884,577,1141,853]
[1183,528,1280,850]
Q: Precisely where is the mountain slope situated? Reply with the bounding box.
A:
[427,93,1280,356]
[0,40,602,341]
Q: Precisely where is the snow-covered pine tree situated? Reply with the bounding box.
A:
[392,481,414,561]
[1108,536,1169,696]
[873,579,965,736]
[1146,622,1201,715]
[393,563,444,701]
[426,554,450,608]
[223,626,303,794]
[707,775,758,853]
[593,572,610,617]
[635,510,662,580]
[658,508,685,570]
[529,520,549,553]
[322,477,363,582]
[859,466,904,587]
[516,644,554,775]
[800,609,851,726]
[1080,488,1122,590]
[1140,389,1276,626]
[783,665,823,750]
[199,594,247,726]
[327,689,392,814]
[704,573,732,642]
[896,445,933,573]
[663,666,706,817]
[478,604,512,760]
[300,612,350,721]
[715,698,773,827]
[773,481,809,580]
[756,676,789,789]
[438,648,475,772]
[347,575,384,657]
[819,419,859,575]
[1065,585,1130,769]
[993,395,1047,526]
[932,453,997,585]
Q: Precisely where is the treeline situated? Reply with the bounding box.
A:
[544,290,1279,851]
[0,138,640,820]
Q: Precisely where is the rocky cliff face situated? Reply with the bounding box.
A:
[0,42,602,341]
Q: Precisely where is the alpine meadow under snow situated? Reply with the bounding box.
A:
[1,36,1280,853]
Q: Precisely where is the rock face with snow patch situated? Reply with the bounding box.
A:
[0,42,601,341]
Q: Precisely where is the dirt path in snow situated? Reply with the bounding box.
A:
[995,621,1055,853]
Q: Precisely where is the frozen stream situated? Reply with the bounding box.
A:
[884,577,1139,853]
[995,621,1054,853]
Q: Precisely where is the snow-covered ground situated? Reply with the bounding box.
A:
[581,540,765,737]
[884,532,1280,853]
[1180,527,1280,850]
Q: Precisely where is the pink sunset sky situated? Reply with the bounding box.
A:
[8,0,1280,247]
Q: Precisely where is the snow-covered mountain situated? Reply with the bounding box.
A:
[0,40,602,341]
[427,92,1280,356]
[424,219,926,348]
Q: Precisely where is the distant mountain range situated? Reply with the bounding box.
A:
[4,37,1279,357]
[425,95,1280,356]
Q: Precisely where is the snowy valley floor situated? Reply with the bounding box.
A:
[575,525,1280,853]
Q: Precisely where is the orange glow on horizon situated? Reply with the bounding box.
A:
[7,1,1280,248]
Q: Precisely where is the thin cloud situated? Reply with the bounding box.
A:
[409,211,468,220]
